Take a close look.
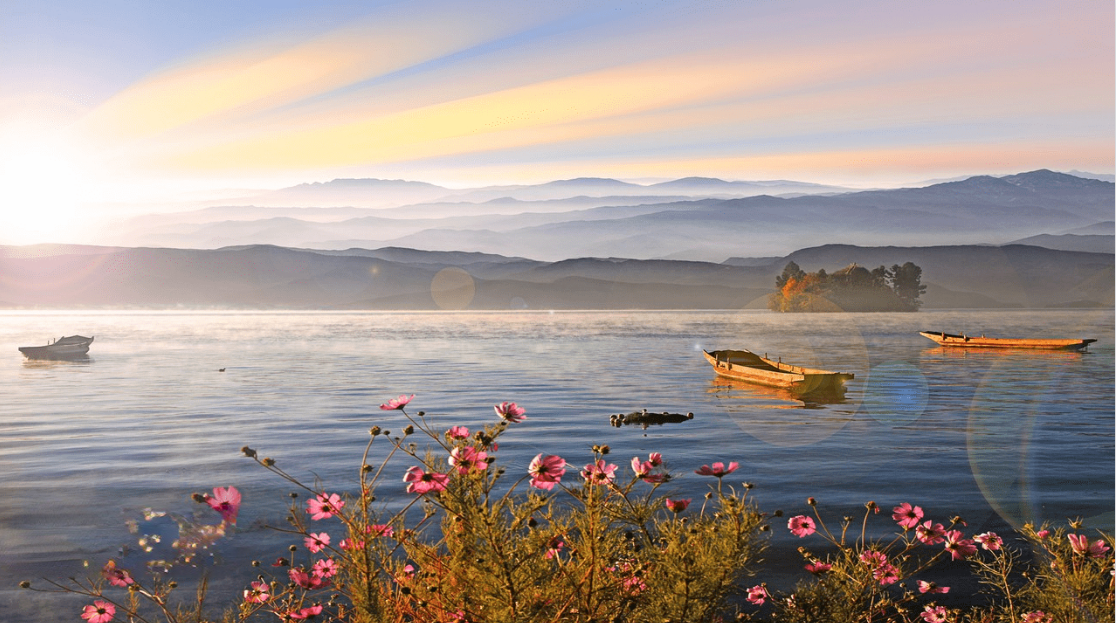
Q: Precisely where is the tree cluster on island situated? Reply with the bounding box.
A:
[768,261,927,312]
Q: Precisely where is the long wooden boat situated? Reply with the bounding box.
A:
[703,349,853,395]
[18,335,94,359]
[919,331,1095,351]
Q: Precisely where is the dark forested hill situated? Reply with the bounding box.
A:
[1,242,1110,310]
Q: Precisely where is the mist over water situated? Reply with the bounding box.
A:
[1,309,1112,621]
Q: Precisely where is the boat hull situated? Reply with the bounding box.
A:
[18,335,94,360]
[703,349,853,395]
[919,331,1095,351]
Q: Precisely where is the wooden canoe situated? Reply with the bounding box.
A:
[703,349,854,395]
[919,331,1096,351]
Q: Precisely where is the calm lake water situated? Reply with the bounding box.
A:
[1,309,1112,620]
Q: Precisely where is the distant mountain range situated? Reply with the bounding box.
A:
[104,170,1113,261]
[1,242,1110,310]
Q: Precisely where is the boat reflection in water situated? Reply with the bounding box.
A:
[707,375,848,409]
[707,376,856,447]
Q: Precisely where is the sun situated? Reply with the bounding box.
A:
[0,136,97,246]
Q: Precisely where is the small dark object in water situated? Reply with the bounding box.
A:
[218,368,226,372]
[610,408,695,429]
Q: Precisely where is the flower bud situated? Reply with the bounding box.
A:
[191,493,207,503]
[774,510,784,517]
[241,446,256,458]
[417,411,425,417]
[362,464,373,473]
[369,426,381,436]
[262,457,275,467]
[404,425,414,435]
[18,581,30,589]
[807,497,816,506]
[289,545,297,552]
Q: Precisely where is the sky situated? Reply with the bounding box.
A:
[0,0,1113,244]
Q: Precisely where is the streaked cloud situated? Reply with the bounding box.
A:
[2,0,1112,196]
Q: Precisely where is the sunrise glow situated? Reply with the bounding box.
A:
[0,0,1112,243]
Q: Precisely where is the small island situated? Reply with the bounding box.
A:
[768,261,926,312]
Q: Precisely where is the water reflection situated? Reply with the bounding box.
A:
[707,376,855,447]
[20,355,93,367]
[922,346,1089,361]
[707,375,848,408]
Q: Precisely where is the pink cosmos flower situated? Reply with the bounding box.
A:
[305,532,330,553]
[943,530,977,560]
[1020,612,1051,623]
[581,460,618,485]
[494,401,527,423]
[81,600,116,623]
[380,394,414,410]
[340,538,365,551]
[244,580,271,603]
[528,454,567,490]
[631,457,665,483]
[892,502,924,530]
[1035,529,1050,539]
[447,426,469,439]
[665,498,691,513]
[403,466,450,494]
[860,549,888,567]
[920,605,948,623]
[290,567,330,589]
[621,574,647,595]
[918,580,950,594]
[858,549,899,585]
[1068,533,1090,555]
[915,520,947,545]
[365,524,394,538]
[746,585,768,605]
[449,446,489,475]
[313,557,339,579]
[805,561,832,574]
[874,564,899,586]
[290,605,324,620]
[646,452,663,467]
[307,492,345,520]
[1068,533,1111,558]
[545,535,564,559]
[101,560,134,587]
[694,461,739,478]
[973,532,1002,551]
[788,515,816,538]
[206,486,241,524]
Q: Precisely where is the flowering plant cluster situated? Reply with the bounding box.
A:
[30,396,766,622]
[741,498,1114,623]
[22,395,1113,623]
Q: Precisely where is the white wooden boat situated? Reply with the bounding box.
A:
[18,335,94,359]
